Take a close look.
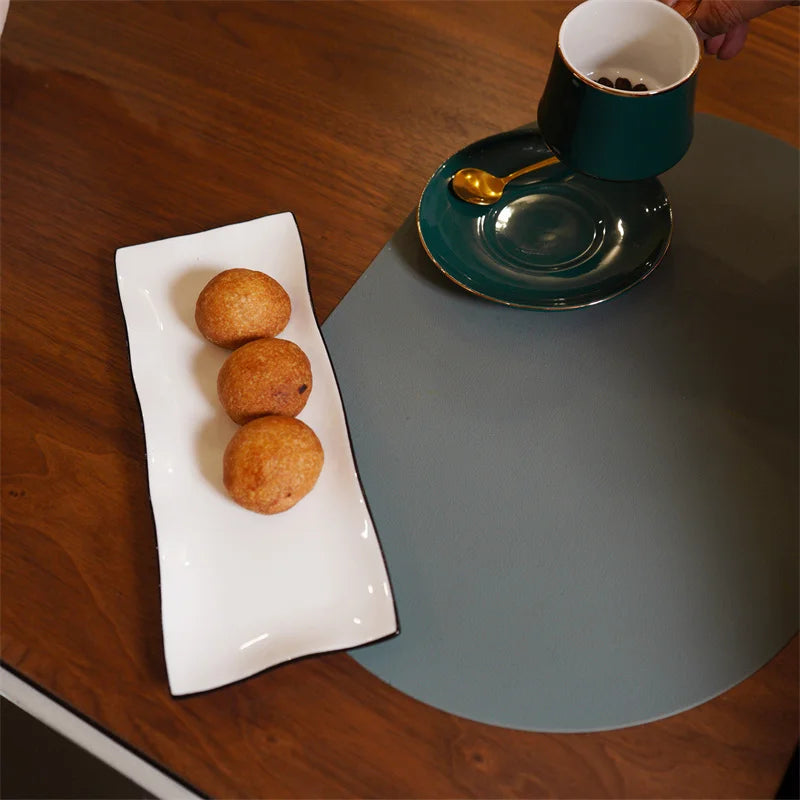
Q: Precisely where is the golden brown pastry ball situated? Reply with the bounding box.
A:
[195,268,291,349]
[217,338,312,425]
[223,416,324,514]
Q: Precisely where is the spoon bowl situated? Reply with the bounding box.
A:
[450,156,559,205]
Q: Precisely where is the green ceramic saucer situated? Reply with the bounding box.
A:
[417,125,673,309]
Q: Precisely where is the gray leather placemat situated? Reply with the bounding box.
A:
[322,114,799,732]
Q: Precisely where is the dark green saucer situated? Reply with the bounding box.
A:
[417,125,673,309]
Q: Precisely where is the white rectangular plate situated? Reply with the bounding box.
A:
[116,212,398,695]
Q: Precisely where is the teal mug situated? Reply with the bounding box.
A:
[538,0,701,181]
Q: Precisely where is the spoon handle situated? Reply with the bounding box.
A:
[503,155,560,185]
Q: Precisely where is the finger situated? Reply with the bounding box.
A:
[694,0,791,37]
[704,33,726,54]
[716,21,750,59]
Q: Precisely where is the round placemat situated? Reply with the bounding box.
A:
[322,114,798,732]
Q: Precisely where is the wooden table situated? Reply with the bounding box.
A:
[2,2,798,797]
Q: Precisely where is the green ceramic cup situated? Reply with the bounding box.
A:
[538,0,700,181]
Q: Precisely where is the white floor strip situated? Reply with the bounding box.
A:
[1,667,202,800]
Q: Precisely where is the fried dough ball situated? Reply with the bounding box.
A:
[195,268,291,349]
[217,338,312,424]
[223,416,324,514]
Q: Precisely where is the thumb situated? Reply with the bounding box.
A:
[674,0,797,37]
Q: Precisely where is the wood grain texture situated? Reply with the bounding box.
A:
[2,2,797,798]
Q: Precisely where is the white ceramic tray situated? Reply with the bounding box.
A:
[116,212,398,695]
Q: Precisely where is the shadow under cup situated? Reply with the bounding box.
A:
[538,0,700,181]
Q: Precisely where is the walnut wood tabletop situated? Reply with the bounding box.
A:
[2,2,797,798]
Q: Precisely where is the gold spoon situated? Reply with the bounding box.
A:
[451,155,560,206]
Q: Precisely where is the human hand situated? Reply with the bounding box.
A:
[671,0,798,59]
